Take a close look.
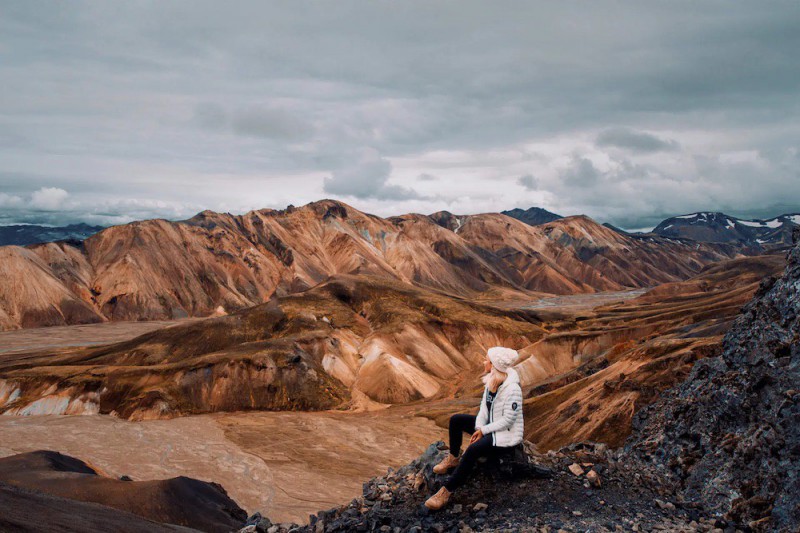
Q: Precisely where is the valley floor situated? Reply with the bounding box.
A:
[488,288,647,311]
[0,408,443,524]
[0,318,198,354]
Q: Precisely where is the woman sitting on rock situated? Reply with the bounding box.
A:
[425,346,524,510]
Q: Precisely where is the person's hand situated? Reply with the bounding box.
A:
[468,429,483,445]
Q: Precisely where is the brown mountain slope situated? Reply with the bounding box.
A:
[0,200,740,330]
[0,276,546,419]
[435,211,740,294]
[0,245,102,330]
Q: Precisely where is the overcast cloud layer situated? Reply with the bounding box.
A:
[1,1,799,230]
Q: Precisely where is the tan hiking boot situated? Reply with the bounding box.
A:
[424,486,452,511]
[432,453,459,474]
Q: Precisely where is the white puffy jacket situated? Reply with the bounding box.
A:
[475,367,524,447]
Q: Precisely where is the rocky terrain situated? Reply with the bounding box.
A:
[0,407,444,525]
[626,229,800,531]
[652,212,800,248]
[241,441,713,533]
[0,200,740,330]
[2,204,796,531]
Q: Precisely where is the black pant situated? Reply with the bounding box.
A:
[445,414,498,492]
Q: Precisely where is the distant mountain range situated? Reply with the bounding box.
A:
[502,207,799,248]
[0,223,104,246]
[6,208,797,250]
[0,200,738,330]
[651,212,800,247]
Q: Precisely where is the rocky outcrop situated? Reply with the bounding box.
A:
[626,231,800,531]
[0,481,196,532]
[0,450,246,532]
[243,441,712,533]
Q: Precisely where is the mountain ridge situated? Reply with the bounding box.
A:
[0,200,742,331]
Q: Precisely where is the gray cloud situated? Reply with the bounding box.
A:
[517,174,538,190]
[596,127,680,153]
[323,148,420,200]
[0,187,203,226]
[0,1,799,229]
[193,103,312,140]
[561,158,601,188]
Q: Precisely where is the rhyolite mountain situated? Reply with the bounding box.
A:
[0,275,548,419]
[0,200,741,331]
[501,206,563,226]
[0,253,781,439]
[652,211,800,247]
[0,223,104,246]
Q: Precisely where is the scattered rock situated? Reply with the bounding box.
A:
[568,463,584,476]
[586,470,601,488]
[473,503,489,512]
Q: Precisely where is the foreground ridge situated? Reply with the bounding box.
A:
[241,441,712,533]
[626,229,800,530]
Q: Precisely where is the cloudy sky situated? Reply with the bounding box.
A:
[1,1,799,230]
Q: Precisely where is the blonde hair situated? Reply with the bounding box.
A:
[481,366,507,392]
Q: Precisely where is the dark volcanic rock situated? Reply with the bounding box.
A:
[626,232,800,531]
[502,207,563,226]
[290,441,702,533]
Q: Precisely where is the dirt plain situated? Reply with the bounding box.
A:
[0,407,443,525]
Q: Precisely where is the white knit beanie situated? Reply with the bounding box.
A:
[487,346,519,372]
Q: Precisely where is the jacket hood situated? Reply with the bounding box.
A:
[503,367,520,386]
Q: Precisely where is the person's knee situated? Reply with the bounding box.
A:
[449,414,460,429]
[450,413,467,428]
[461,444,483,462]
